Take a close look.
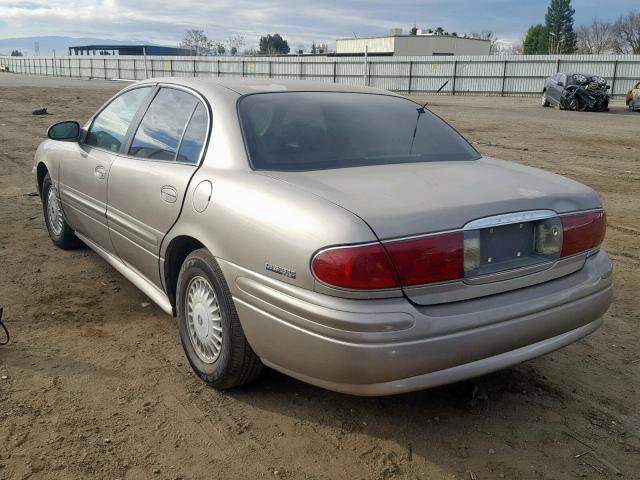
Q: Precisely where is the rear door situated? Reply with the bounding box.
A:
[59,86,153,250]
[106,86,210,288]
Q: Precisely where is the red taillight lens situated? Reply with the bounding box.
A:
[312,243,400,290]
[384,231,464,286]
[561,210,606,257]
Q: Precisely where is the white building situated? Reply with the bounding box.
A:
[336,29,491,56]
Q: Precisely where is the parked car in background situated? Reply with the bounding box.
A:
[34,78,613,395]
[542,73,610,111]
[626,81,640,111]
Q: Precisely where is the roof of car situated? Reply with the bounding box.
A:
[135,76,398,97]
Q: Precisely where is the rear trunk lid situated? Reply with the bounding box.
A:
[260,157,602,304]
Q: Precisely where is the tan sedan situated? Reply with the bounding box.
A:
[34,78,613,395]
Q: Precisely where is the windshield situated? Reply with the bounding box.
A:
[238,92,480,171]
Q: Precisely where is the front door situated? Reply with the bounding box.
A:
[58,86,154,251]
[106,86,209,288]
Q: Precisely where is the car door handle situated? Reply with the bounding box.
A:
[160,186,178,204]
[94,165,107,179]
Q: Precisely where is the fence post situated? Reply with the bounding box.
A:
[242,60,245,77]
[69,57,72,77]
[299,60,303,80]
[333,60,337,84]
[104,58,107,79]
[555,57,560,73]
[500,60,507,96]
[116,57,120,78]
[193,59,197,77]
[611,60,618,97]
[268,60,272,78]
[169,59,173,76]
[452,60,458,96]
[90,58,93,78]
[217,59,220,77]
[408,61,413,94]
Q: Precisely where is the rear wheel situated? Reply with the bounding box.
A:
[42,173,81,249]
[629,100,636,111]
[176,249,262,389]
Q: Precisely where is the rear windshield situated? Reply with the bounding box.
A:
[238,92,480,171]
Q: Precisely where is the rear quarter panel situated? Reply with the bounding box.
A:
[162,168,378,292]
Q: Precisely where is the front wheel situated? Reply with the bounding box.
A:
[176,249,262,389]
[541,92,550,107]
[42,173,81,249]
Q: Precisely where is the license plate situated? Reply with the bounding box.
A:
[464,219,560,278]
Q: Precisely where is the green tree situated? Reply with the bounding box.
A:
[523,24,550,54]
[409,25,418,35]
[10,49,23,56]
[434,26,444,35]
[545,0,577,53]
[259,34,290,55]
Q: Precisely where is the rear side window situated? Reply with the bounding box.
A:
[238,92,479,171]
[86,86,152,152]
[176,103,208,164]
[129,88,202,162]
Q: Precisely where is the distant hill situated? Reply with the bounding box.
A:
[0,36,159,56]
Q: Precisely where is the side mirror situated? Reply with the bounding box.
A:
[557,81,564,87]
[606,85,611,90]
[48,121,81,141]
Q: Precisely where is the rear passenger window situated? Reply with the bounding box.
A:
[176,103,208,164]
[86,86,152,152]
[128,88,199,161]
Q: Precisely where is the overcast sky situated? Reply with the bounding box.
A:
[0,0,635,49]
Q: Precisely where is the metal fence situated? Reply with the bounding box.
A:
[2,54,639,98]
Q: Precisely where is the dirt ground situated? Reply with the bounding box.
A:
[0,74,638,480]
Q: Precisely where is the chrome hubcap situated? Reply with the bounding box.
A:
[46,186,63,236]
[186,276,222,363]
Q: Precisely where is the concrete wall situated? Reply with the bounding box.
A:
[336,36,490,56]
[394,36,490,56]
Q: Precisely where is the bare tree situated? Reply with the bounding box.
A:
[613,12,640,54]
[469,30,498,54]
[576,18,615,53]
[228,35,245,56]
[180,29,213,56]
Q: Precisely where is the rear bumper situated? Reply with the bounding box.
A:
[221,251,613,396]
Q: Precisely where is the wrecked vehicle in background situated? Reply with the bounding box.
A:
[626,81,640,111]
[542,73,610,112]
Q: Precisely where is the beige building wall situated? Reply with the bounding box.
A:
[336,36,490,56]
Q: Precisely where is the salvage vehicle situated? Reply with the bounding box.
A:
[626,81,640,111]
[542,73,610,111]
[34,79,613,395]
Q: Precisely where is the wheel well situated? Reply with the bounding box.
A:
[36,162,48,197]
[164,236,205,310]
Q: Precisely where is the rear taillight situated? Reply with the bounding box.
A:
[384,232,464,286]
[560,210,606,257]
[312,243,400,290]
[312,209,605,291]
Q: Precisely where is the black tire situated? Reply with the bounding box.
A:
[41,173,82,249]
[176,248,262,389]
